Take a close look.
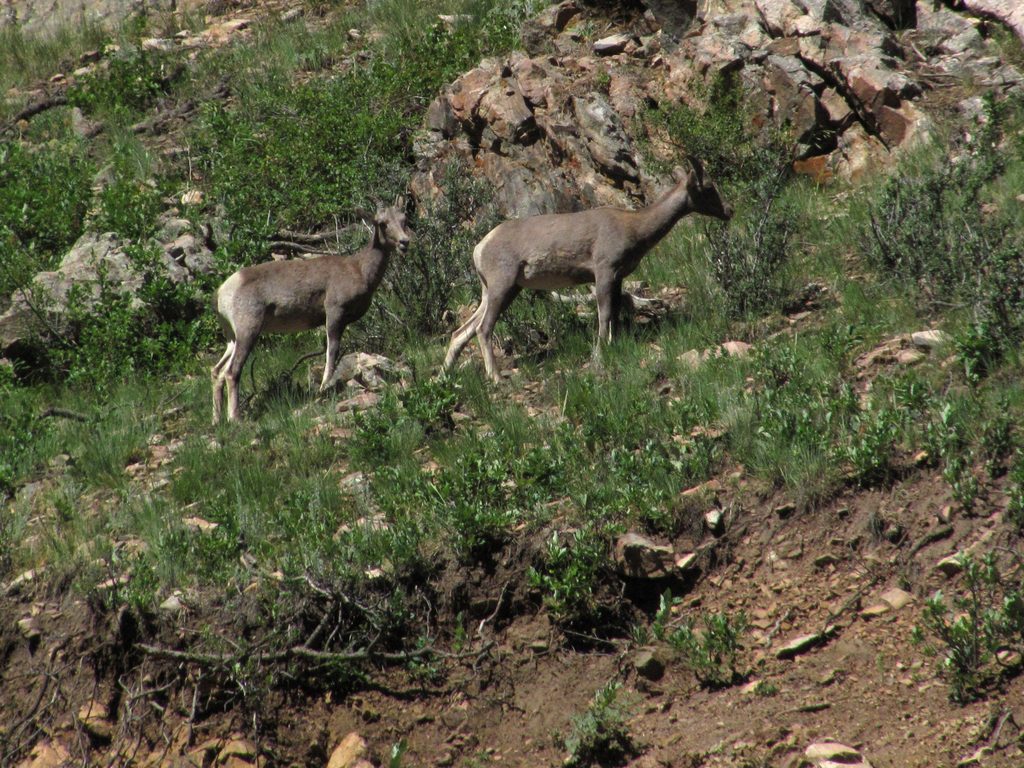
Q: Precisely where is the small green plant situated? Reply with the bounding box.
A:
[68,48,176,115]
[563,681,634,768]
[703,167,793,319]
[843,406,900,487]
[920,552,1024,703]
[93,177,163,241]
[651,589,682,642]
[1007,451,1024,531]
[377,162,498,343]
[528,526,612,628]
[668,610,748,688]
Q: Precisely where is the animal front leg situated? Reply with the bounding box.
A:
[320,319,347,390]
[594,276,616,346]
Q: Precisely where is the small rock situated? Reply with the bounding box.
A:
[814,553,839,568]
[336,391,381,413]
[935,553,965,576]
[159,591,185,614]
[280,7,303,22]
[593,33,632,55]
[805,741,873,767]
[614,533,675,579]
[911,329,950,350]
[78,700,114,742]
[675,552,699,571]
[879,587,914,610]
[181,189,204,206]
[704,509,724,535]
[776,628,835,660]
[529,640,549,653]
[719,340,752,358]
[6,568,38,595]
[141,37,174,51]
[17,616,41,641]
[20,740,70,768]
[739,679,761,694]
[860,603,890,619]
[895,349,926,365]
[218,738,257,762]
[774,502,797,519]
[221,19,252,33]
[634,647,666,680]
[183,516,219,534]
[327,732,368,768]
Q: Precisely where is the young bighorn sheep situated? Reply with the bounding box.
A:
[443,158,733,380]
[211,203,411,424]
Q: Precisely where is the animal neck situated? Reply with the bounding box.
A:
[358,226,391,286]
[632,178,693,249]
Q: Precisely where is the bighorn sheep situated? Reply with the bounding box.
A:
[211,202,411,423]
[443,158,733,380]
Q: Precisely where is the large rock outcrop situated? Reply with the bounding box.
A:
[0,214,215,355]
[412,0,1023,216]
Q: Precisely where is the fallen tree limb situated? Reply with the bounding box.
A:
[5,93,68,127]
[39,407,89,422]
[136,639,492,668]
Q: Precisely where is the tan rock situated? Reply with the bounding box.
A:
[805,741,873,767]
[879,587,914,610]
[614,532,675,579]
[218,738,257,762]
[327,732,368,768]
[19,740,70,768]
[78,699,114,741]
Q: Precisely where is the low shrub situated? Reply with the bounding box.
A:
[919,552,1024,703]
[563,680,634,768]
[668,610,748,688]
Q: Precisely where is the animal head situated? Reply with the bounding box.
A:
[375,197,412,254]
[677,157,733,221]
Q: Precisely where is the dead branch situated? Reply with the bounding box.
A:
[5,93,68,129]
[265,240,335,256]
[39,406,90,422]
[135,639,486,668]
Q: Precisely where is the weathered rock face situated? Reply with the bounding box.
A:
[412,0,1022,218]
[0,214,214,355]
[0,0,206,34]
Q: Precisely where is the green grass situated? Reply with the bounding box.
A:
[0,20,108,99]
[3,0,1024,701]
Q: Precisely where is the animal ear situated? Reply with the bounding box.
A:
[687,156,706,185]
[394,194,406,210]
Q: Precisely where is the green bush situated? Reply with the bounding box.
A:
[563,681,634,768]
[194,2,544,256]
[668,610,748,688]
[0,140,94,296]
[528,525,613,628]
[381,161,499,340]
[93,177,163,241]
[863,97,1024,377]
[0,388,50,498]
[642,74,760,187]
[703,168,793,319]
[50,244,208,387]
[920,552,1024,703]
[67,48,176,115]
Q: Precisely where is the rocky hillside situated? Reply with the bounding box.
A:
[2,1,1024,768]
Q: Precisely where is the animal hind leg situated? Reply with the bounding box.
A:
[476,284,521,382]
[225,333,257,422]
[444,294,487,371]
[211,341,235,425]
